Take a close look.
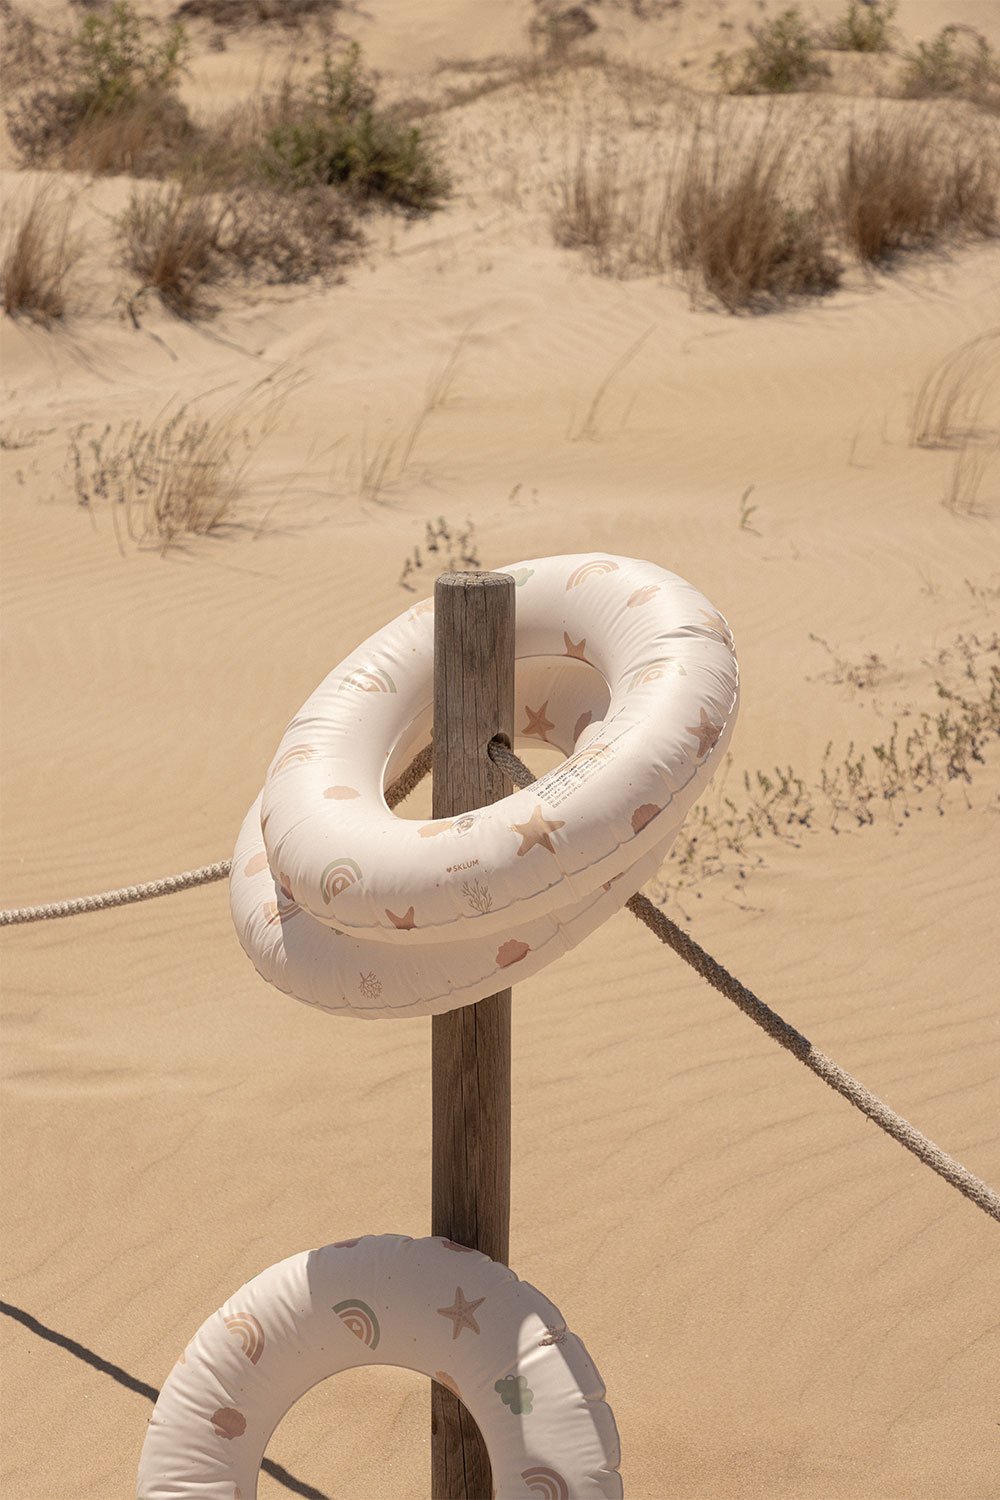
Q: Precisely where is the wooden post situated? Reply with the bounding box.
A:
[431,571,514,1500]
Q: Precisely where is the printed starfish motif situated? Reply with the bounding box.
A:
[386,905,416,930]
[437,1287,485,1340]
[563,632,588,661]
[511,805,565,856]
[687,707,723,760]
[522,700,555,741]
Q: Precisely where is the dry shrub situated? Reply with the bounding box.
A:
[825,0,897,54]
[0,0,46,85]
[555,108,841,310]
[174,0,339,24]
[1,186,80,325]
[118,181,358,316]
[68,378,291,551]
[834,110,1000,262]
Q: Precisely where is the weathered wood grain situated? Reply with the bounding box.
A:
[430,571,515,1500]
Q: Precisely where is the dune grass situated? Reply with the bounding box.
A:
[555,107,841,310]
[1,186,80,326]
[833,110,999,263]
[909,332,1000,449]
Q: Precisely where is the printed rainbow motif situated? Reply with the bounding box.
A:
[338,666,397,694]
[320,857,363,902]
[566,559,619,590]
[522,1469,570,1500]
[223,1312,265,1365]
[269,744,315,778]
[333,1298,381,1349]
[262,898,301,928]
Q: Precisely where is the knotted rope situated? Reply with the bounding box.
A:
[2,737,998,1225]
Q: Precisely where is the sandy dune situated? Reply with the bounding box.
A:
[2,2,999,1496]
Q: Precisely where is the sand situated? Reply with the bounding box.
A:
[1,2,999,1496]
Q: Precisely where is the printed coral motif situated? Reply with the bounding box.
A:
[210,1408,247,1440]
[324,786,360,800]
[511,805,565,856]
[522,1469,570,1500]
[631,803,662,834]
[566,559,619,590]
[521,701,555,741]
[243,852,269,877]
[358,971,383,1001]
[686,707,723,760]
[462,877,493,915]
[437,1287,485,1339]
[333,1238,360,1248]
[496,938,531,968]
[434,1371,462,1399]
[628,585,660,607]
[495,1373,533,1414]
[386,905,417,930]
[333,1298,381,1349]
[224,1313,265,1365]
[563,632,588,661]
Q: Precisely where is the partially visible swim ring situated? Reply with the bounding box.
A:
[230,553,739,1017]
[136,1234,622,1499]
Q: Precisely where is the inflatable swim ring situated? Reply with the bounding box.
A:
[136,1234,622,1499]
[230,553,738,1018]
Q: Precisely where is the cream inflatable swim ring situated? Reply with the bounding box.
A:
[136,1234,622,1500]
[230,553,738,1018]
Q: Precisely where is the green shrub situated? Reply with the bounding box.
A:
[826,1,897,54]
[899,26,1000,108]
[5,1,193,171]
[714,9,829,95]
[255,44,450,210]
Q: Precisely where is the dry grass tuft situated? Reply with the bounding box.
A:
[1,186,80,326]
[118,185,227,317]
[117,181,359,317]
[670,114,840,309]
[67,378,293,552]
[833,110,999,263]
[555,108,841,310]
[910,331,1000,448]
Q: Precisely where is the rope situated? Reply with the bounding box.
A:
[487,737,1000,1225]
[0,743,434,927]
[3,731,997,1225]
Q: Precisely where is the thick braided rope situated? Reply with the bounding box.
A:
[0,743,434,928]
[3,735,998,1229]
[487,738,1000,1225]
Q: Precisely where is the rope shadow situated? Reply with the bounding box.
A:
[0,1300,332,1500]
